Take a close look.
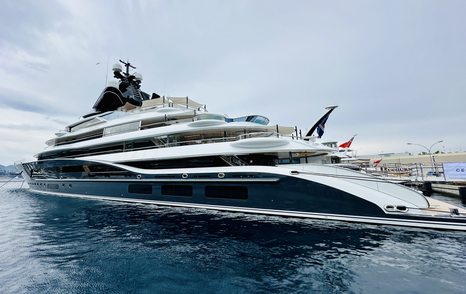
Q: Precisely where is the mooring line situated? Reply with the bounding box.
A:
[0,171,23,189]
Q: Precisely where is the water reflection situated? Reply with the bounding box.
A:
[1,188,466,293]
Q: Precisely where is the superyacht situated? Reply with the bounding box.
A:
[17,60,466,231]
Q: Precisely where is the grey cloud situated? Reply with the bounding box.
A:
[0,123,53,131]
[24,61,50,73]
[0,95,50,115]
[1,0,466,164]
[0,84,54,111]
[0,0,67,51]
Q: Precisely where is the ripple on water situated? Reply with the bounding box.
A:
[0,186,465,293]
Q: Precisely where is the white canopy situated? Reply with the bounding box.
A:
[169,97,204,109]
[142,96,204,109]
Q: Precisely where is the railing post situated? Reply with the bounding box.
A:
[420,164,424,181]
[442,163,447,181]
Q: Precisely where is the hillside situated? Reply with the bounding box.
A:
[0,164,18,175]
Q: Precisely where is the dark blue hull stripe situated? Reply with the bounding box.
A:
[31,188,466,231]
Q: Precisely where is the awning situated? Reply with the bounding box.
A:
[169,97,204,109]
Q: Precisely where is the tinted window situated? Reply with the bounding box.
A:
[128,184,152,194]
[47,183,59,190]
[205,186,248,199]
[161,185,192,196]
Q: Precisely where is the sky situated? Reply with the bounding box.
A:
[1,0,466,165]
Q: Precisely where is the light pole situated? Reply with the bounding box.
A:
[407,140,443,175]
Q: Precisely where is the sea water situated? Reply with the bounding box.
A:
[0,182,465,293]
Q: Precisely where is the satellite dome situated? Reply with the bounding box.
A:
[112,63,122,72]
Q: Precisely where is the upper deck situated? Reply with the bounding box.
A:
[46,95,275,148]
[38,60,332,162]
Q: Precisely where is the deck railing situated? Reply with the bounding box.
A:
[55,131,285,159]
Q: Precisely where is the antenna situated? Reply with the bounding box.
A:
[104,56,109,86]
[119,59,136,75]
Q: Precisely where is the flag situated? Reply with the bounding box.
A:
[373,159,382,166]
[305,106,338,139]
[316,116,329,138]
[339,135,356,148]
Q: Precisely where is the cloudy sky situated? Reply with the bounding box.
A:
[1,0,465,165]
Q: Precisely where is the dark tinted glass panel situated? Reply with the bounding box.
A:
[32,160,132,179]
[126,156,229,170]
[47,183,59,189]
[161,185,192,196]
[61,165,85,173]
[205,186,248,199]
[128,184,152,194]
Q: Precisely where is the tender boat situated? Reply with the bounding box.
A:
[17,60,466,231]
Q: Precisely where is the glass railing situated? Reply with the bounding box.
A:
[238,132,277,140]
[55,131,285,159]
[194,113,226,121]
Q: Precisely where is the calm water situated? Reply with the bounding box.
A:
[1,182,465,293]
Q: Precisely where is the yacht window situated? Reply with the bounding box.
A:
[161,185,193,196]
[69,117,106,132]
[128,184,152,194]
[103,121,141,136]
[100,111,128,120]
[47,183,59,190]
[248,115,269,125]
[195,113,225,121]
[124,156,229,169]
[54,129,103,146]
[225,115,270,125]
[205,186,248,199]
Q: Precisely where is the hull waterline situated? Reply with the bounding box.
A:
[19,160,466,232]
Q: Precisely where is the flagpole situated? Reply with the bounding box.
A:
[304,105,338,140]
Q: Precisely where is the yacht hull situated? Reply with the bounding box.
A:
[30,189,466,231]
[18,161,466,231]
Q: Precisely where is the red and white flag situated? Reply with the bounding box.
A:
[339,135,356,148]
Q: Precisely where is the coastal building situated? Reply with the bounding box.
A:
[363,152,466,165]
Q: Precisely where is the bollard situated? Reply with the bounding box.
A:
[422,182,433,197]
[459,187,466,205]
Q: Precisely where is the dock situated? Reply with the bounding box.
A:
[360,161,466,200]
[430,183,466,198]
[396,180,466,202]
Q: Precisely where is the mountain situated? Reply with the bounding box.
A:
[0,164,18,175]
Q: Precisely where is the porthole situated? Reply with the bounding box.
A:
[396,205,408,212]
[385,205,408,213]
[384,205,396,212]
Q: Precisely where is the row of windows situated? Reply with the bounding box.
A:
[40,128,269,160]
[128,184,248,199]
[29,159,274,184]
[30,182,73,189]
[59,113,269,148]
[32,181,248,200]
[30,161,132,179]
